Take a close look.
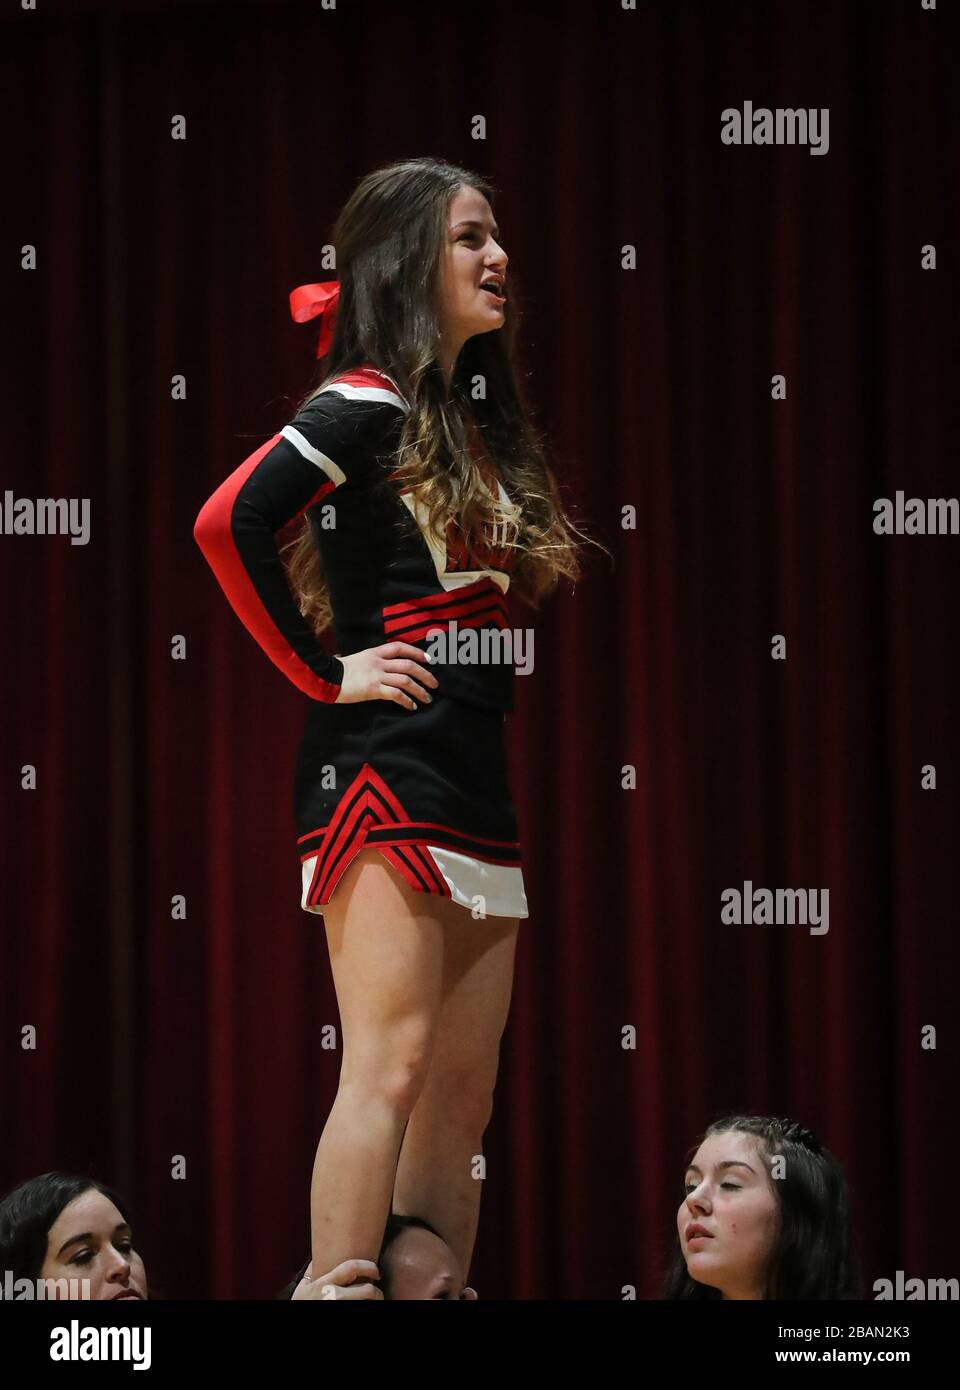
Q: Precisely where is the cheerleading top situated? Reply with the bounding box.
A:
[192,366,523,713]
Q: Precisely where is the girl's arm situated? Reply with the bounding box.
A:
[193,393,399,702]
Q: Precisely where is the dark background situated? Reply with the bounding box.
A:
[1,0,957,1300]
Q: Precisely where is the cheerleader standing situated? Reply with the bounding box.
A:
[194,157,587,1287]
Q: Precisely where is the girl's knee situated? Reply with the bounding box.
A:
[419,1065,498,1136]
[341,1030,436,1114]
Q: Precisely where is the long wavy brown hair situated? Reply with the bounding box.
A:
[282,156,602,635]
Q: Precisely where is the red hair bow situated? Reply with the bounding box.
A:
[289,280,340,358]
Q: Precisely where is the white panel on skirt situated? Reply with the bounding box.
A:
[300,847,529,919]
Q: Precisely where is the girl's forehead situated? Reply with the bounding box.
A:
[690,1131,760,1168]
[51,1189,123,1236]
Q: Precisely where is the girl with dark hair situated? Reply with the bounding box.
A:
[662,1115,861,1299]
[194,158,599,1290]
[0,1172,147,1300]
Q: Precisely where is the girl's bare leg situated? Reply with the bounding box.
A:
[392,900,520,1279]
[309,848,448,1277]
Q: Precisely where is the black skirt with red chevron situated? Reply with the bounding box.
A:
[294,692,529,919]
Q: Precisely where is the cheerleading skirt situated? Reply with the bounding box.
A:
[294,693,529,920]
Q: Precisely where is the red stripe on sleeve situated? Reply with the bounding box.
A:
[193,434,343,703]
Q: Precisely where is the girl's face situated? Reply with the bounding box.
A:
[438,185,509,350]
[40,1189,147,1300]
[676,1130,780,1299]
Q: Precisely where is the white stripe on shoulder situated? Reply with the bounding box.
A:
[318,382,410,412]
[279,425,346,487]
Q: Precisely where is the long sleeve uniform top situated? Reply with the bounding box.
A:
[193,366,521,713]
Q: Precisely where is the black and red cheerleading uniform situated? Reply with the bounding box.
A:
[193,366,529,919]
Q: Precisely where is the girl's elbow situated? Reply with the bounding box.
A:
[193,497,227,553]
